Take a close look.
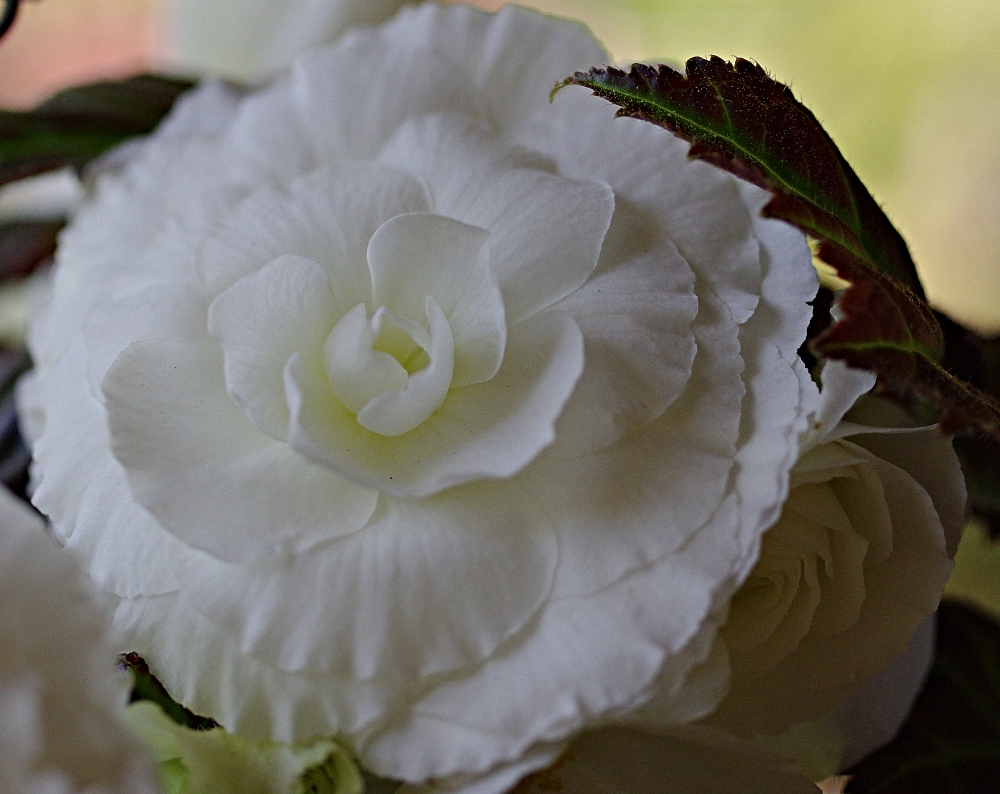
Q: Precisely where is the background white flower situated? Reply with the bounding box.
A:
[18,4,820,790]
[167,0,408,80]
[0,486,159,794]
[711,361,965,772]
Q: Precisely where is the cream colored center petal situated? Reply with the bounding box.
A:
[325,298,455,436]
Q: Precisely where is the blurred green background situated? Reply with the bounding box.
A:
[2,0,1000,613]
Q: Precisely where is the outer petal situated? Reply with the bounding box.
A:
[674,175,818,587]
[112,591,396,742]
[84,273,208,401]
[549,240,698,455]
[537,286,740,600]
[286,310,584,497]
[25,340,181,598]
[361,495,744,783]
[380,5,608,135]
[172,482,557,681]
[103,339,378,562]
[0,487,160,794]
[293,34,477,164]
[829,613,935,769]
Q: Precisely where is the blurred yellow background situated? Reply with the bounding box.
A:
[2,0,1000,614]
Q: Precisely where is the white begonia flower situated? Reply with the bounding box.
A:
[18,4,822,790]
[712,361,965,768]
[168,0,408,81]
[0,487,159,793]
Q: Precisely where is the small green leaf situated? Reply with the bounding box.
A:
[126,700,363,794]
[846,600,1000,792]
[121,652,219,732]
[0,74,195,187]
[556,59,1000,436]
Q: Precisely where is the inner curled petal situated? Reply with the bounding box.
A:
[325,297,455,436]
[325,304,409,413]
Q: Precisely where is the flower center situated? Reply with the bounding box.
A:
[324,297,455,436]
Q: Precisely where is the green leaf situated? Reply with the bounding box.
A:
[126,700,363,794]
[846,600,1000,792]
[121,652,219,732]
[556,58,1000,436]
[0,74,195,187]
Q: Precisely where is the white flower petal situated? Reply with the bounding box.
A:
[367,212,504,386]
[378,113,556,213]
[377,113,615,326]
[113,592,393,743]
[0,487,160,794]
[381,5,608,135]
[356,299,455,436]
[85,276,208,401]
[518,94,765,325]
[294,34,477,164]
[801,360,878,451]
[451,169,614,327]
[539,286,741,599]
[209,254,340,440]
[830,613,935,768]
[325,304,411,414]
[215,78,315,190]
[26,340,181,598]
[287,310,584,497]
[364,497,742,782]
[717,440,953,733]
[172,483,556,681]
[197,163,429,299]
[550,241,698,455]
[103,339,377,561]
[847,427,967,557]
